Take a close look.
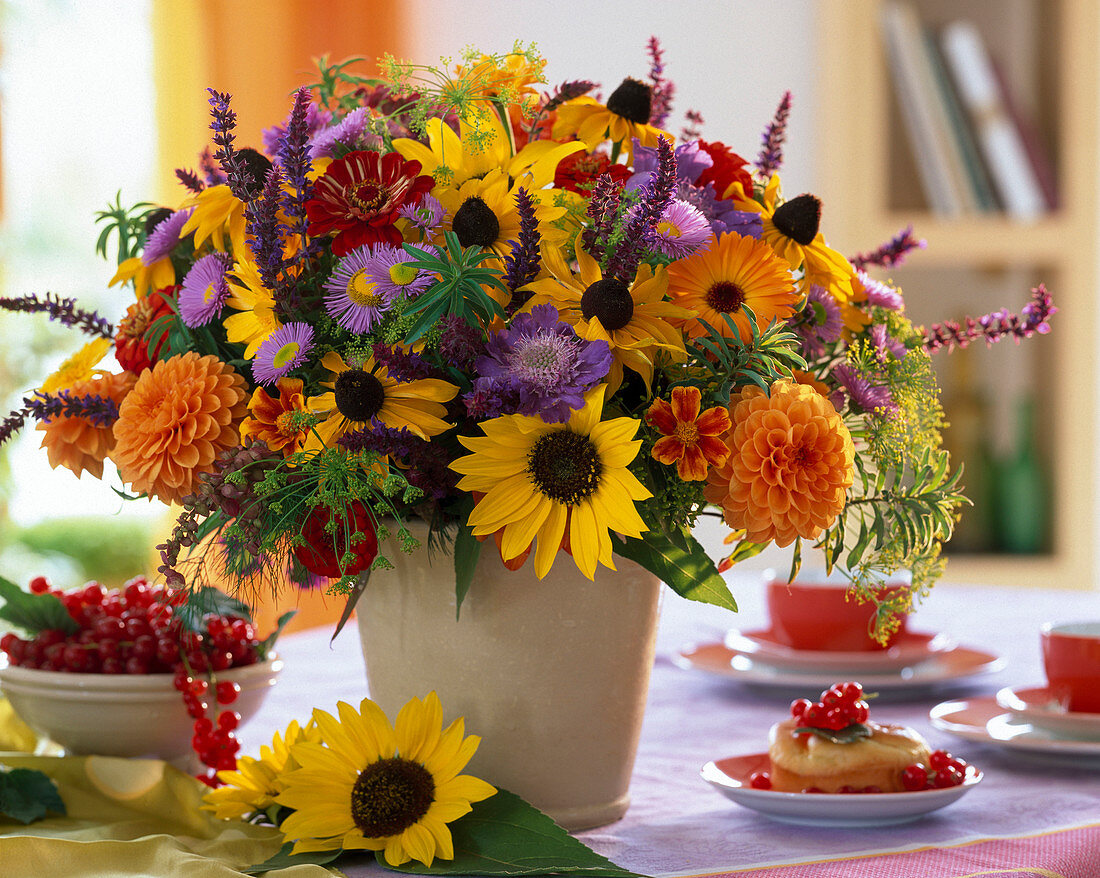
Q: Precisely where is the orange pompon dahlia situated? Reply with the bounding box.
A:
[111,352,249,505]
[645,386,731,481]
[704,380,854,546]
[241,378,311,457]
[37,371,136,479]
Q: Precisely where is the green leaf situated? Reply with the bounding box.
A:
[0,767,66,824]
[242,841,342,875]
[792,723,873,745]
[256,609,297,661]
[0,576,78,635]
[611,532,737,613]
[453,523,482,620]
[381,789,645,877]
[173,585,253,633]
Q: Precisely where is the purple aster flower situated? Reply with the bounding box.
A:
[628,139,710,189]
[179,253,231,327]
[324,245,388,334]
[467,304,612,423]
[252,322,314,385]
[398,193,444,234]
[365,244,436,302]
[648,199,711,258]
[142,208,193,265]
[309,108,382,159]
[677,180,762,238]
[832,362,898,417]
[870,323,908,361]
[794,285,843,359]
[858,270,904,310]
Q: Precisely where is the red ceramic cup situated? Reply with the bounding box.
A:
[765,571,910,652]
[1041,622,1100,713]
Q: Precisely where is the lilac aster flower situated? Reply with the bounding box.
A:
[308,108,382,159]
[832,362,898,417]
[142,208,194,265]
[794,284,843,358]
[870,323,908,361]
[858,270,904,310]
[398,193,444,234]
[252,322,314,385]
[677,180,762,238]
[179,253,231,327]
[649,199,711,258]
[324,245,388,334]
[365,244,436,302]
[467,304,612,423]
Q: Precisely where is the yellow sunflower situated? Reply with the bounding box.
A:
[276,692,496,866]
[305,351,458,450]
[523,240,688,393]
[203,719,319,821]
[665,232,799,340]
[552,78,672,159]
[223,256,282,359]
[109,256,175,300]
[39,337,113,393]
[450,384,652,579]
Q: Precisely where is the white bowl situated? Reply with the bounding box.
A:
[0,656,281,767]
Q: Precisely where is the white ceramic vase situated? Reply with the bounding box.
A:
[356,522,662,831]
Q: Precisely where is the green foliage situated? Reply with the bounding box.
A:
[174,585,253,633]
[94,192,158,265]
[0,574,78,635]
[611,526,736,613]
[243,842,342,875]
[13,516,152,585]
[0,767,66,824]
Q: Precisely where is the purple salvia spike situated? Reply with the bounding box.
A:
[207,88,260,201]
[199,146,227,186]
[680,108,705,143]
[0,293,114,338]
[607,135,676,282]
[647,36,675,129]
[26,390,120,427]
[502,188,542,313]
[0,407,28,448]
[278,87,316,269]
[582,173,624,261]
[850,225,927,271]
[755,91,793,179]
[175,167,205,193]
[244,167,288,314]
[526,80,597,140]
[371,342,438,382]
[923,285,1057,354]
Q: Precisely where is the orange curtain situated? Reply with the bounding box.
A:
[151,0,409,204]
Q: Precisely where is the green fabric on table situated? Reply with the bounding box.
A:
[0,753,336,877]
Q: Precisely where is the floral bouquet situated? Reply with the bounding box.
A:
[0,40,1055,636]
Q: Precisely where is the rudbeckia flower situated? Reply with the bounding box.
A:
[645,386,731,481]
[552,78,672,158]
[180,183,250,256]
[110,255,175,300]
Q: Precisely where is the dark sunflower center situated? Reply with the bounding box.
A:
[605,77,652,124]
[334,369,385,422]
[580,277,634,331]
[452,196,500,248]
[143,207,173,238]
[771,193,822,245]
[351,181,386,213]
[350,757,435,838]
[527,430,603,506]
[706,281,746,314]
[236,147,274,201]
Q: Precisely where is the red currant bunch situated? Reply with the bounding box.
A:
[900,750,969,790]
[790,681,871,732]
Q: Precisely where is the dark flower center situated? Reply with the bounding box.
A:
[334,369,385,422]
[606,78,652,124]
[143,208,173,238]
[771,193,822,245]
[452,196,500,248]
[527,430,603,506]
[236,147,274,201]
[706,281,746,314]
[350,757,435,838]
[580,277,634,331]
[351,181,386,214]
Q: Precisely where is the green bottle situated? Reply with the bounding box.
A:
[993,397,1046,554]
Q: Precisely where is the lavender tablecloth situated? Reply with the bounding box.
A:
[239,574,1100,877]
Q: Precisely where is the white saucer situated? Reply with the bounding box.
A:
[724,628,955,672]
[930,696,1100,762]
[675,641,1004,694]
[701,752,981,826]
[995,686,1100,740]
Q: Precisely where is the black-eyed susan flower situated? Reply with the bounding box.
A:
[450,384,651,579]
[276,693,496,866]
[552,78,672,159]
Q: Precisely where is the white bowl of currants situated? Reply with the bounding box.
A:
[0,574,283,781]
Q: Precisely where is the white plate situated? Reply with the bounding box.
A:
[675,641,1004,694]
[701,752,981,826]
[995,685,1100,740]
[930,697,1100,762]
[724,628,956,673]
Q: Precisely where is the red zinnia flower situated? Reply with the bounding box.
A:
[646,385,731,481]
[695,140,754,200]
[305,150,434,256]
[553,150,632,194]
[115,285,177,376]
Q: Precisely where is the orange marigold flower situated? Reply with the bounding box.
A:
[241,378,311,457]
[645,386,731,481]
[37,371,136,479]
[111,352,248,505]
[703,379,854,546]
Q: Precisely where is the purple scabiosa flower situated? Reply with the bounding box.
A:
[468,304,612,423]
[252,322,314,385]
[365,244,436,302]
[794,285,843,358]
[832,362,898,417]
[179,253,231,327]
[870,323,908,362]
[398,193,444,234]
[142,208,193,265]
[649,199,711,258]
[323,245,387,333]
[858,270,904,310]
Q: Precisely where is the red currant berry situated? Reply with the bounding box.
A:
[748,770,772,790]
[929,749,951,770]
[29,575,50,594]
[901,764,928,791]
[837,682,864,701]
[217,711,240,731]
[803,703,827,727]
[215,681,239,705]
[790,698,812,720]
[933,766,964,788]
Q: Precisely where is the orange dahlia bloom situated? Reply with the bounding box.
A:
[241,378,311,457]
[37,371,136,479]
[111,352,248,505]
[704,380,854,546]
[645,386,731,481]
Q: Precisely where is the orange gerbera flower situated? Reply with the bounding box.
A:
[37,371,136,479]
[111,352,249,505]
[703,379,854,546]
[241,378,312,457]
[645,386,731,481]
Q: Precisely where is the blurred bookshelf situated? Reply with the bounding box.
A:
[815,0,1098,588]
